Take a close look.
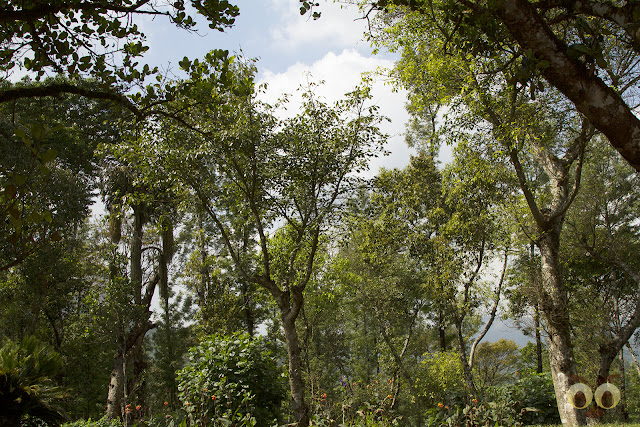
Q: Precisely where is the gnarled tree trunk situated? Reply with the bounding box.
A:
[538,223,585,426]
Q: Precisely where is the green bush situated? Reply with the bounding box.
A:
[510,373,559,425]
[0,336,68,426]
[414,351,466,408]
[61,418,123,427]
[176,333,285,426]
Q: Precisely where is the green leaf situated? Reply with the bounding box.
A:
[14,174,26,186]
[41,148,58,163]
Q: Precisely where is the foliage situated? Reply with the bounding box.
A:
[508,373,559,426]
[0,84,103,271]
[0,0,240,119]
[62,418,123,427]
[176,333,285,426]
[0,336,68,426]
[414,351,465,408]
[429,397,523,427]
[310,377,400,426]
[473,339,519,389]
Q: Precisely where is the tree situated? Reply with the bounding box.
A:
[306,0,640,171]
[371,4,609,423]
[563,137,640,393]
[0,83,108,271]
[0,0,239,117]
[121,61,386,425]
[472,339,519,389]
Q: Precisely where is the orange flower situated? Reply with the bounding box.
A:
[387,395,393,400]
[164,401,168,406]
[186,402,191,406]
[472,398,478,404]
[438,403,444,408]
[211,395,217,401]
[136,405,141,411]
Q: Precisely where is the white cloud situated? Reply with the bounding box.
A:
[258,48,413,176]
[268,0,371,53]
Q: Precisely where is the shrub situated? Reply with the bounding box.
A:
[61,418,123,427]
[414,351,466,408]
[0,336,68,426]
[176,333,285,426]
[510,373,559,425]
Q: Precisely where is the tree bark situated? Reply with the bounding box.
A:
[106,350,125,420]
[438,309,447,351]
[538,223,585,426]
[281,308,310,426]
[492,0,640,172]
[535,303,543,374]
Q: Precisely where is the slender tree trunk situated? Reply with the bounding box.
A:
[241,281,255,337]
[620,347,629,421]
[535,303,543,374]
[453,313,477,397]
[538,225,585,426]
[281,311,309,426]
[438,309,446,351]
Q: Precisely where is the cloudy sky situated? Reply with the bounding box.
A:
[137,0,418,175]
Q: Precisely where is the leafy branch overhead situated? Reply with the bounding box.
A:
[0,0,239,116]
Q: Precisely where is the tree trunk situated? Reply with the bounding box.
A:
[106,350,125,420]
[241,281,255,337]
[281,311,309,426]
[438,309,446,351]
[535,303,543,374]
[454,315,477,398]
[619,348,629,421]
[538,225,585,426]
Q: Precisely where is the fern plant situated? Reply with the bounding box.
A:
[0,336,68,426]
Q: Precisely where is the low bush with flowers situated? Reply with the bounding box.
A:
[176,333,285,426]
[425,396,523,427]
[310,377,403,426]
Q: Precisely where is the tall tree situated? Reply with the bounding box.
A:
[307,0,640,170]
[123,62,386,426]
[372,5,606,423]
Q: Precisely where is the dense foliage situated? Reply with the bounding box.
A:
[1,1,640,427]
[176,333,285,426]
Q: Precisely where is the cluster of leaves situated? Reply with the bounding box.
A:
[0,336,67,426]
[176,333,285,426]
[311,377,400,426]
[0,0,238,82]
